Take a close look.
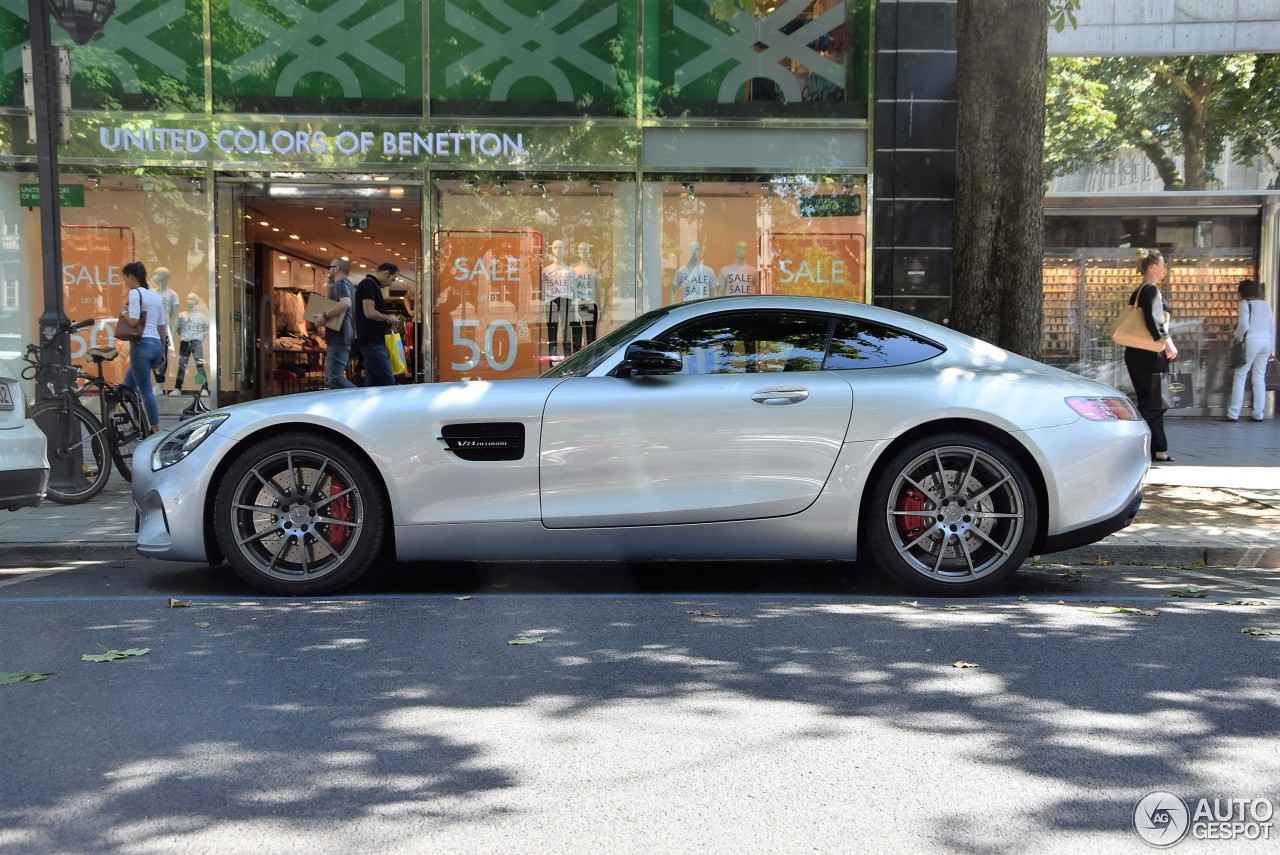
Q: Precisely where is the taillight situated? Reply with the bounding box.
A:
[1066,397,1141,421]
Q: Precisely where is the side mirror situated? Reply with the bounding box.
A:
[620,340,683,375]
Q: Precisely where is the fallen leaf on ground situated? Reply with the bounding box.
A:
[0,672,54,685]
[1141,610,1161,616]
[1062,570,1089,580]
[1240,627,1280,637]
[1169,586,1208,598]
[1089,606,1141,614]
[1017,596,1029,602]
[953,661,979,668]
[943,605,968,611]
[454,596,473,601]
[1082,555,1114,566]
[168,598,189,608]
[81,647,151,663]
[897,601,919,607]
[195,622,210,628]
[686,610,723,617]
[1219,599,1267,606]
[507,636,544,645]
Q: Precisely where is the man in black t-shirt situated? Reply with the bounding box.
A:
[354,262,399,387]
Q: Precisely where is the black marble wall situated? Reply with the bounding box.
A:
[873,0,957,325]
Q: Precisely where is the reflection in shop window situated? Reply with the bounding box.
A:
[650,175,867,312]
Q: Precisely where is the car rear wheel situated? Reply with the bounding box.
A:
[864,433,1037,596]
[214,433,387,595]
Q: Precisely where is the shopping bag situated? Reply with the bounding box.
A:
[385,332,407,375]
[1153,371,1195,409]
[1265,357,1280,392]
[1111,305,1164,352]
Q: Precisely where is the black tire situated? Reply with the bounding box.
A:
[107,385,150,482]
[214,433,387,595]
[30,400,111,505]
[862,432,1038,596]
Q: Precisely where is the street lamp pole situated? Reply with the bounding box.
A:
[27,0,69,397]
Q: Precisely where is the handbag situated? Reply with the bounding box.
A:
[1265,357,1280,392]
[114,307,146,342]
[1153,371,1195,409]
[1230,303,1250,368]
[1229,340,1246,368]
[385,332,407,375]
[1111,304,1165,352]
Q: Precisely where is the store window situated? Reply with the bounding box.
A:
[428,0,637,117]
[644,175,867,312]
[652,0,869,119]
[432,174,637,381]
[1043,211,1261,412]
[0,171,209,392]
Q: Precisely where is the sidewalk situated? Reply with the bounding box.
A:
[1,411,1277,568]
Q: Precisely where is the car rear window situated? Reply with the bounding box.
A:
[824,318,944,369]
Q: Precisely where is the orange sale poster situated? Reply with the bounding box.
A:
[768,232,866,301]
[62,226,136,385]
[434,230,542,382]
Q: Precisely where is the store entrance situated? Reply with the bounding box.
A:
[215,177,423,403]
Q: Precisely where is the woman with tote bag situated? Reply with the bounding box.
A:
[120,261,168,434]
[1226,278,1276,422]
[1122,249,1179,462]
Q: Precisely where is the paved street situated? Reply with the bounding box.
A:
[1,416,1277,853]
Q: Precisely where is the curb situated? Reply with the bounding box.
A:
[0,543,141,565]
[3,541,1278,570]
[1047,544,1280,570]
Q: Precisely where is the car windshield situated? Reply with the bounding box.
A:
[542,308,670,377]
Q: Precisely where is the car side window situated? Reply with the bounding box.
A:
[655,312,833,375]
[825,318,944,369]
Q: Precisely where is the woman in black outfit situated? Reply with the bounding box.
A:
[1123,249,1179,462]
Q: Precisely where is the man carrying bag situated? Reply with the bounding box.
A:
[353,262,400,387]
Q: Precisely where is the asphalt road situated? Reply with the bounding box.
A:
[1,555,1278,854]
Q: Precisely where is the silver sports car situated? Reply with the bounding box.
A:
[133,296,1149,596]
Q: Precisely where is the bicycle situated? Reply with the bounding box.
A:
[22,318,151,504]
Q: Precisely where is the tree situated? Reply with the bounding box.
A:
[951,0,1050,358]
[1045,55,1280,189]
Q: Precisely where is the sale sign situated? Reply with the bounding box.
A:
[62,225,136,385]
[768,232,866,301]
[434,230,542,381]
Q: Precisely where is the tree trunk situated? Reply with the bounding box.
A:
[952,0,1048,359]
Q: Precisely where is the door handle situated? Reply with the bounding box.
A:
[751,386,809,404]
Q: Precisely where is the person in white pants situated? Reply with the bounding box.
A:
[1226,278,1276,422]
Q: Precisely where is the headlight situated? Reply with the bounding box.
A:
[152,413,230,470]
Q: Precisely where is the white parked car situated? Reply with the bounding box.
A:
[133,296,1150,596]
[0,357,48,511]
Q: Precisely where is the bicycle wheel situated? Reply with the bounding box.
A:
[29,400,111,504]
[106,385,150,482]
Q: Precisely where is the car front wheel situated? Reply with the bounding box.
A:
[214,433,387,595]
[864,433,1038,596]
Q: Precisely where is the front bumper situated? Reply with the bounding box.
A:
[132,430,237,562]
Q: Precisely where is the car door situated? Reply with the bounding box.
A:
[540,310,853,528]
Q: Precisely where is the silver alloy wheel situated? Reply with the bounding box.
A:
[884,444,1027,584]
[227,448,365,583]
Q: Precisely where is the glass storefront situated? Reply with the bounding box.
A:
[1,0,873,400]
[1043,202,1272,414]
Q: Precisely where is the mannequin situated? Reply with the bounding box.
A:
[571,242,602,351]
[718,241,759,296]
[542,239,574,356]
[152,267,179,388]
[669,241,715,304]
[171,292,211,403]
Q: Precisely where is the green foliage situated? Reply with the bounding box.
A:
[1046,0,1080,33]
[0,672,54,684]
[1045,54,1280,189]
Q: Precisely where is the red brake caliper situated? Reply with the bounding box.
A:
[326,474,352,550]
[895,488,929,540]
